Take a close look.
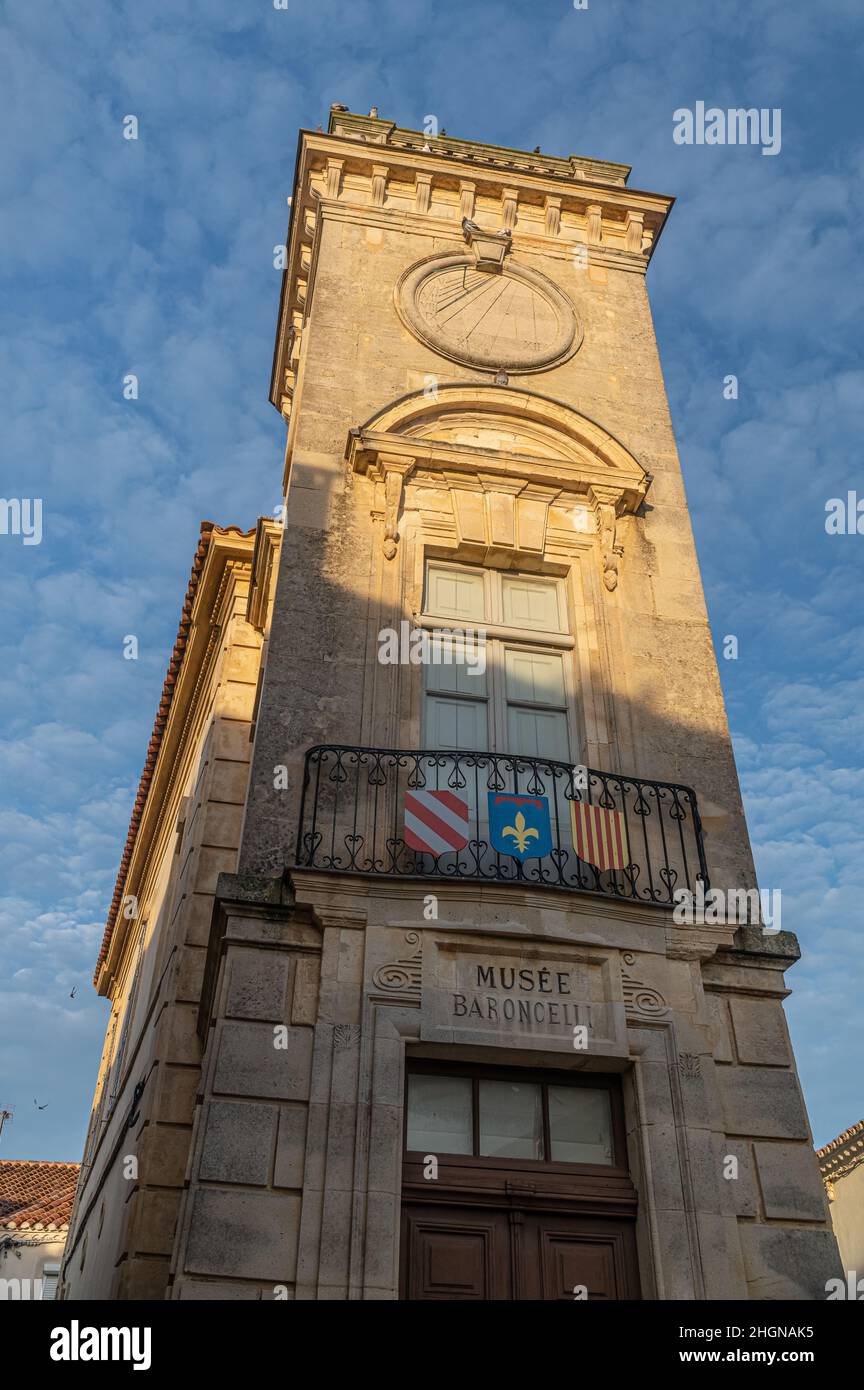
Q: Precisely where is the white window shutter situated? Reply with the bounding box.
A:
[502,577,560,631]
[426,566,486,622]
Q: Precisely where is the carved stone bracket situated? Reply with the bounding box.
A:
[368,452,415,559]
[588,483,630,592]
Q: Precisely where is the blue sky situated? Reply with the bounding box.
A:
[1,0,861,1160]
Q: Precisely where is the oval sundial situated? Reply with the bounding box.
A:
[395,252,582,373]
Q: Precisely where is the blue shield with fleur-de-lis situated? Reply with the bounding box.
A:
[488,792,553,860]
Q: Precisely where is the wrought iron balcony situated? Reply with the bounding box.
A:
[295,745,709,908]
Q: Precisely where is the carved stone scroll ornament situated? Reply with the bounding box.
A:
[622,952,668,1018]
[372,931,422,999]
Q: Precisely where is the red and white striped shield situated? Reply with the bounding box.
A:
[570,801,630,873]
[404,790,470,856]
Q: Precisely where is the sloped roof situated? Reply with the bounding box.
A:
[817,1118,864,1185]
[0,1160,80,1231]
[93,521,255,985]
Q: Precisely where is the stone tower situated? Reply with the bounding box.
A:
[163,109,839,1300]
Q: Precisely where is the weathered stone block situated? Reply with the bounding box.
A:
[212,718,253,761]
[210,758,252,804]
[225,950,290,1021]
[152,1064,199,1125]
[128,1188,182,1257]
[185,1190,301,1281]
[213,1020,313,1100]
[729,996,791,1066]
[116,1257,171,1301]
[138,1123,193,1188]
[754,1142,829,1221]
[199,1101,277,1185]
[740,1225,842,1300]
[182,892,215,947]
[717,1066,809,1139]
[199,801,245,851]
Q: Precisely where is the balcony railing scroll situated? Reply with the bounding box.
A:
[295,744,709,908]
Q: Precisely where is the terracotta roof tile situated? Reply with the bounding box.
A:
[0,1160,80,1230]
[93,522,255,987]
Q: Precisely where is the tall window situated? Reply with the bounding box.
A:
[422,561,574,762]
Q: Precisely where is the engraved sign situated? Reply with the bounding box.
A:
[420,943,628,1057]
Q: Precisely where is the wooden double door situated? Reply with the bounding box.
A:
[401,1201,639,1300]
[399,1062,641,1302]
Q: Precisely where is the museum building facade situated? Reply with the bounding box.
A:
[59,110,840,1301]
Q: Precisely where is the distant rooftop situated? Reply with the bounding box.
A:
[0,1160,80,1231]
[326,106,631,189]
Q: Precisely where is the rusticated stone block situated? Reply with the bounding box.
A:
[729,996,791,1066]
[116,1257,171,1301]
[152,1064,199,1124]
[128,1188,182,1257]
[213,1020,313,1100]
[137,1123,193,1188]
[754,1142,829,1221]
[198,1101,277,1185]
[717,1065,809,1140]
[740,1225,842,1300]
[225,949,290,1021]
[185,1189,301,1281]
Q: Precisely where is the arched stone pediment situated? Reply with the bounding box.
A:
[355,383,648,483]
[346,384,651,589]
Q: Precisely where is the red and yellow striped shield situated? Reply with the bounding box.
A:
[570,801,630,872]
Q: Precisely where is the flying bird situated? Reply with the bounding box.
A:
[70,987,77,999]
[34,1099,48,1110]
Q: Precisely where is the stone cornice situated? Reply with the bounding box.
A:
[327,108,633,187]
[96,527,258,997]
[269,119,674,414]
[347,427,648,507]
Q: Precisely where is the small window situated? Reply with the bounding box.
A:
[41,1263,60,1301]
